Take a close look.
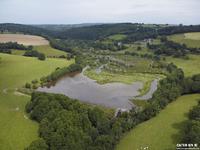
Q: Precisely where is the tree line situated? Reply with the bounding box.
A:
[0,42,46,60]
[24,50,46,61]
[0,42,33,54]
[181,99,200,146]
[40,63,82,87]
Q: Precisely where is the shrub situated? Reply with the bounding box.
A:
[25,82,31,89]
[38,53,46,61]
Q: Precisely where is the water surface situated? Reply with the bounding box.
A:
[38,72,143,110]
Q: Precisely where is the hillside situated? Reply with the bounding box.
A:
[0,23,200,150]
[117,94,200,150]
[0,53,73,150]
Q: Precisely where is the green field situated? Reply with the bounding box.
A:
[167,55,200,76]
[0,53,73,150]
[108,34,127,41]
[168,32,200,48]
[12,49,26,55]
[84,70,163,96]
[116,94,200,150]
[34,45,67,57]
[84,70,160,84]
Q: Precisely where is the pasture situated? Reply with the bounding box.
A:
[0,53,73,150]
[0,34,49,46]
[116,94,200,150]
[167,55,200,76]
[168,32,200,48]
[34,45,67,57]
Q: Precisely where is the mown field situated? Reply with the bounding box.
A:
[116,94,200,150]
[168,32,200,48]
[0,53,73,150]
[0,34,49,46]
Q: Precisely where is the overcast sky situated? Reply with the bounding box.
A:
[0,0,199,25]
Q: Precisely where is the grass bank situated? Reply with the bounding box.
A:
[116,94,200,150]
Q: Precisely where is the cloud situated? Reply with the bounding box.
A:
[0,0,199,24]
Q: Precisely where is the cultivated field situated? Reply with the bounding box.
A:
[168,32,200,48]
[0,34,49,46]
[0,53,73,150]
[116,94,200,150]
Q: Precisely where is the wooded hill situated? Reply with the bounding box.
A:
[1,23,200,42]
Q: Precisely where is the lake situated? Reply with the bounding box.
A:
[38,71,158,110]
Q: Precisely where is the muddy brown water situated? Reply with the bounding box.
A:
[38,71,158,110]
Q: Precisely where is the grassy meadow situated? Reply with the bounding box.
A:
[167,55,200,77]
[0,53,73,150]
[108,34,127,41]
[84,70,164,96]
[11,49,26,56]
[117,94,200,150]
[84,70,160,85]
[168,32,200,48]
[34,45,67,57]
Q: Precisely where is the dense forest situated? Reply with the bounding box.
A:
[1,23,200,42]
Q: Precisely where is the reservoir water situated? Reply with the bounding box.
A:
[38,71,158,110]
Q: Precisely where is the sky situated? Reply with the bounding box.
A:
[0,0,199,25]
